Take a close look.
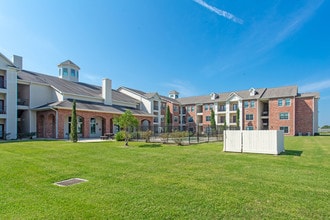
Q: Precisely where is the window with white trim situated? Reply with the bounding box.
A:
[246,114,254,121]
[278,99,283,107]
[246,126,253,130]
[244,101,249,108]
[280,126,289,134]
[279,112,289,120]
[285,98,291,106]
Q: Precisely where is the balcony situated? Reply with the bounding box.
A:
[17,98,29,106]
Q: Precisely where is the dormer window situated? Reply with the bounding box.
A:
[63,68,68,76]
[71,69,75,77]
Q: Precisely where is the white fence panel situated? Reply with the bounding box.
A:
[223,130,242,152]
[223,130,285,155]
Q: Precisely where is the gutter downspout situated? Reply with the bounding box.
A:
[50,107,58,139]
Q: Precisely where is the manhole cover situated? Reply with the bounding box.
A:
[54,178,88,187]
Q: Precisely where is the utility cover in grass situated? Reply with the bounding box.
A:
[54,178,88,187]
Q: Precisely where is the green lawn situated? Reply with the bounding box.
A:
[0,137,329,219]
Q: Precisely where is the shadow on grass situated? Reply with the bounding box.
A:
[138,143,162,148]
[280,150,303,156]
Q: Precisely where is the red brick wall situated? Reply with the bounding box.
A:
[37,109,153,139]
[268,98,295,135]
[243,100,258,130]
[295,97,314,135]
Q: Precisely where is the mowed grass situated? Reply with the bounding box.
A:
[0,137,329,219]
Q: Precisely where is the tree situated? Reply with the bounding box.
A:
[236,108,240,129]
[70,100,78,142]
[210,109,216,132]
[165,105,171,133]
[114,110,139,146]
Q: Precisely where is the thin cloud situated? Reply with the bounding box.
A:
[193,0,243,24]
[163,80,198,97]
[300,79,330,93]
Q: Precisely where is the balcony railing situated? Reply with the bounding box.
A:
[0,79,6,89]
[17,99,29,106]
[0,107,6,114]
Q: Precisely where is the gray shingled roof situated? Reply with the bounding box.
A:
[118,86,181,104]
[18,70,139,104]
[261,85,298,99]
[177,88,267,105]
[34,99,152,116]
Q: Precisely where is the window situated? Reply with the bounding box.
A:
[285,98,291,106]
[173,105,178,112]
[206,116,211,121]
[280,126,289,134]
[63,68,68,76]
[246,114,254,121]
[232,104,238,111]
[204,105,209,111]
[250,101,255,108]
[210,104,213,110]
[219,104,226,111]
[232,115,236,123]
[0,75,5,89]
[90,118,96,134]
[246,126,253,130]
[279,112,289,120]
[174,116,178,123]
[71,69,75,76]
[191,106,195,112]
[244,101,249,108]
[278,99,283,107]
[161,103,166,110]
[188,117,194,123]
[220,116,225,123]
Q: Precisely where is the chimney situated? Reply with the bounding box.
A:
[102,78,112,105]
[13,55,23,70]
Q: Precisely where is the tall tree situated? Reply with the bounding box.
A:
[210,109,216,132]
[70,100,78,142]
[114,110,139,146]
[165,105,171,133]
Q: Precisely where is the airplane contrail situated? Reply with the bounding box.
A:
[193,0,243,24]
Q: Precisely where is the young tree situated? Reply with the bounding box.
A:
[210,109,216,132]
[70,100,78,142]
[165,105,171,133]
[114,110,139,146]
[236,108,240,129]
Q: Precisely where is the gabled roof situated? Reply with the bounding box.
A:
[0,52,16,68]
[58,60,80,69]
[18,70,139,104]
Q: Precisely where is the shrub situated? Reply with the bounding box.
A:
[170,131,188,146]
[142,130,153,142]
[115,131,126,141]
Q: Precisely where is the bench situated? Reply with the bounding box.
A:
[100,136,108,140]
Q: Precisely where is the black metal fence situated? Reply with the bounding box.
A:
[128,125,240,145]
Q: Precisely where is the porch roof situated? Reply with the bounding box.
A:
[33,100,154,117]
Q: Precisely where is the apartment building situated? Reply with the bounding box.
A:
[0,53,153,139]
[176,86,319,136]
[0,52,320,139]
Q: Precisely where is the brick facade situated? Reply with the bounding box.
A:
[37,109,153,139]
[295,97,314,135]
[268,98,295,135]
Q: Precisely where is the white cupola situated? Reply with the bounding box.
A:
[58,60,80,82]
[169,90,179,99]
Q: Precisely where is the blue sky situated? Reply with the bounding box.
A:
[1,0,329,126]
